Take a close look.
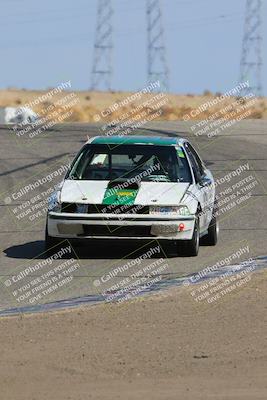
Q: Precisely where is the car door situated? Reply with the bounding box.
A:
[184,142,214,231]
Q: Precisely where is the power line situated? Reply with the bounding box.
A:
[146,0,169,91]
[115,12,243,37]
[91,0,114,91]
[239,0,263,97]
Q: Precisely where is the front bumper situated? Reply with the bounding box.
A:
[47,212,196,240]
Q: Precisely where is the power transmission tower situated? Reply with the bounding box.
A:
[147,0,169,92]
[91,0,113,91]
[239,0,263,97]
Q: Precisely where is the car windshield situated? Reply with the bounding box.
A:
[67,144,192,183]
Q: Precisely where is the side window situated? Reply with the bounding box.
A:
[184,143,203,182]
[187,143,205,175]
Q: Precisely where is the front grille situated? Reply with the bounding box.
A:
[61,203,149,215]
[87,204,149,215]
[82,225,152,237]
[61,202,76,213]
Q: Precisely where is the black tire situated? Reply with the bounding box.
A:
[178,217,200,257]
[45,223,59,254]
[203,215,219,246]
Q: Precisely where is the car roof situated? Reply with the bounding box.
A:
[88,135,185,146]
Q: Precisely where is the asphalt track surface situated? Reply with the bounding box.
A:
[0,120,266,313]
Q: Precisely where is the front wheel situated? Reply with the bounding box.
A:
[203,215,219,246]
[178,217,200,257]
[45,222,59,254]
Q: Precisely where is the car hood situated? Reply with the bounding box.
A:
[60,180,190,206]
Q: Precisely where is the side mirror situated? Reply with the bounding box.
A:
[200,176,212,187]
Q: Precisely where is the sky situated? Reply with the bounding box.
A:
[0,0,266,95]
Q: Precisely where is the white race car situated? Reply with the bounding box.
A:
[46,136,218,256]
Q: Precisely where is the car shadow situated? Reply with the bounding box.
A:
[4,241,45,259]
[4,240,177,260]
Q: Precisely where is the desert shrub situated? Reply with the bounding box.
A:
[250,109,264,119]
[203,89,212,96]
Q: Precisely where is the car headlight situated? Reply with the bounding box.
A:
[48,191,61,212]
[149,206,190,215]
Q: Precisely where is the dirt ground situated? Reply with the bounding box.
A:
[0,269,266,400]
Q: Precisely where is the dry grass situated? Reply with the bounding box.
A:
[0,89,267,123]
